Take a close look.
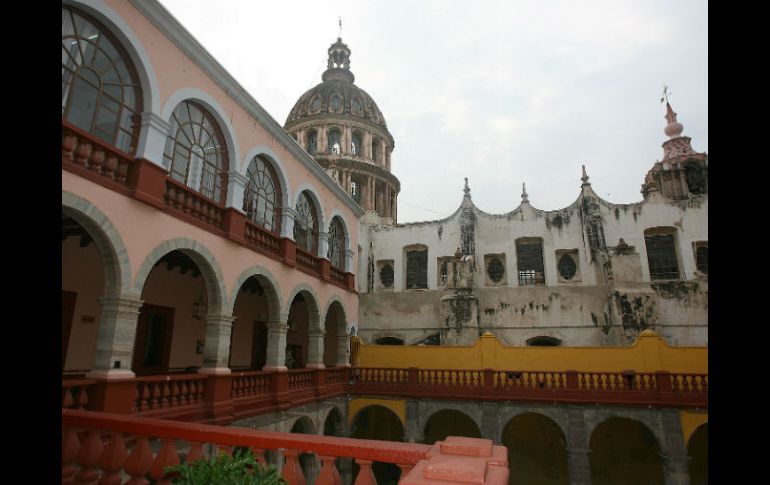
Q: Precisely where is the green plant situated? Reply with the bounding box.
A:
[166,447,287,485]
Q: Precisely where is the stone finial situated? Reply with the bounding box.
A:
[463,177,470,197]
[581,165,590,187]
[664,102,684,139]
[521,183,529,204]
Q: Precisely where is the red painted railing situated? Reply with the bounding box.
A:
[350,367,708,408]
[164,178,225,230]
[62,408,431,485]
[245,220,282,256]
[331,265,347,284]
[232,370,271,398]
[62,378,97,410]
[62,121,133,189]
[134,374,208,414]
[296,247,321,275]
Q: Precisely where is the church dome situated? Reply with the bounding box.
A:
[285,79,388,129]
[285,38,388,131]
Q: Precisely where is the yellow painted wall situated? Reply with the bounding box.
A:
[348,397,405,427]
[354,330,707,373]
[680,410,708,444]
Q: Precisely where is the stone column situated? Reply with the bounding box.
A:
[660,410,691,485]
[87,295,144,379]
[565,407,592,485]
[376,185,384,215]
[318,231,329,259]
[393,193,398,223]
[380,140,387,166]
[279,207,297,239]
[364,132,372,160]
[136,112,171,168]
[199,314,236,374]
[386,147,391,171]
[368,177,375,211]
[343,249,355,273]
[319,125,328,153]
[384,186,391,218]
[344,125,352,155]
[405,400,421,443]
[263,321,288,371]
[306,329,326,369]
[336,333,350,367]
[226,170,248,212]
[361,182,369,211]
[480,402,499,442]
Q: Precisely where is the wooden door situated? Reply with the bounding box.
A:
[132,304,174,376]
[62,290,77,368]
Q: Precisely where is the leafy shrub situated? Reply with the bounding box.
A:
[166,447,286,485]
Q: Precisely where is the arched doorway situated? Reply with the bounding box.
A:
[351,405,404,485]
[286,293,310,369]
[323,301,346,367]
[590,418,664,485]
[291,416,318,484]
[501,413,568,485]
[136,250,210,375]
[688,423,708,485]
[423,409,481,445]
[230,276,278,370]
[324,407,350,485]
[62,214,107,372]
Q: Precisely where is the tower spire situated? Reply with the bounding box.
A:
[322,36,354,83]
[463,177,471,197]
[521,183,529,204]
[581,164,591,187]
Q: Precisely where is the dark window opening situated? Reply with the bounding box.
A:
[557,254,577,280]
[406,250,428,289]
[379,264,394,288]
[516,240,545,286]
[328,129,341,154]
[415,333,441,346]
[685,163,706,195]
[488,257,505,283]
[375,337,404,346]
[645,234,679,280]
[440,260,449,286]
[695,245,708,274]
[307,131,317,154]
[526,336,561,347]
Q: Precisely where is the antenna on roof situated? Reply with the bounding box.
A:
[660,84,671,104]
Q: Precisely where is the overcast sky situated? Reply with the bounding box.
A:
[158,0,707,223]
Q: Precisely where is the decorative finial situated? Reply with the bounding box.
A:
[521,183,529,204]
[338,16,342,38]
[660,84,684,139]
[659,84,670,104]
[581,164,590,186]
[463,177,470,197]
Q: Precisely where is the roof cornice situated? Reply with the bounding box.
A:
[128,0,364,217]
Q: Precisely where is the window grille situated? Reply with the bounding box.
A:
[243,156,280,232]
[645,234,679,280]
[516,240,545,286]
[406,250,428,289]
[695,245,708,274]
[557,254,577,280]
[487,257,505,283]
[379,264,394,288]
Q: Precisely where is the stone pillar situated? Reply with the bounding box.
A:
[87,295,144,379]
[263,321,288,371]
[306,329,326,369]
[384,186,391,217]
[136,112,171,168]
[480,402,499,442]
[393,193,398,223]
[376,185,384,214]
[318,231,329,259]
[336,333,350,366]
[344,125,352,155]
[199,314,236,374]
[343,249,355,273]
[226,170,248,212]
[386,147,391,171]
[279,207,297,239]
[364,132,372,160]
[368,177,375,211]
[405,400,421,443]
[660,410,691,485]
[565,407,592,485]
[380,140,387,166]
[361,182,369,211]
[319,125,328,153]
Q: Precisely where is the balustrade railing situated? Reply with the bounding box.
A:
[288,369,314,389]
[351,367,708,407]
[296,247,321,274]
[330,265,347,284]
[164,178,225,230]
[245,220,282,256]
[62,121,133,188]
[135,374,208,413]
[62,408,431,485]
[232,370,271,398]
[62,378,97,410]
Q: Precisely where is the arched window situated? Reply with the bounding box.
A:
[351,132,363,156]
[243,156,281,232]
[294,192,318,253]
[307,129,318,154]
[163,100,229,204]
[371,136,380,162]
[62,6,143,154]
[328,128,341,155]
[327,217,346,268]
